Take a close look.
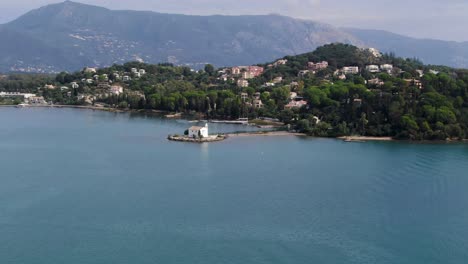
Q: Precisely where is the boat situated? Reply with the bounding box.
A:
[343,137,366,143]
[16,103,29,108]
[165,113,182,118]
[209,118,249,125]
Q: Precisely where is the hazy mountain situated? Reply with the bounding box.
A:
[0,1,359,72]
[1,1,468,72]
[344,28,468,69]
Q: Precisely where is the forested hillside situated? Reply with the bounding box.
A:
[1,44,467,140]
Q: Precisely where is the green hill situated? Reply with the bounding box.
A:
[0,1,358,72]
[1,43,467,140]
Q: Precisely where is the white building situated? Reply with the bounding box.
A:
[28,96,46,104]
[380,64,393,72]
[308,61,329,71]
[84,67,97,74]
[237,79,249,88]
[285,100,308,109]
[188,124,209,138]
[139,69,146,75]
[272,76,283,83]
[231,67,241,75]
[298,70,310,77]
[368,78,385,87]
[273,59,288,67]
[109,85,124,95]
[71,82,79,89]
[342,66,359,75]
[253,99,263,108]
[0,92,36,99]
[365,65,380,73]
[242,71,254,80]
[131,68,138,74]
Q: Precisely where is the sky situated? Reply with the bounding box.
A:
[1,0,467,42]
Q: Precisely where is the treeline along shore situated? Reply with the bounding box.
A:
[1,44,467,141]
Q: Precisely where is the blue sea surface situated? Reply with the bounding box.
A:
[1,108,467,264]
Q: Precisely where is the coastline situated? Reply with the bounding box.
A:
[0,104,167,114]
[3,105,466,143]
[227,131,306,137]
[227,132,395,141]
[338,136,394,142]
[168,134,226,143]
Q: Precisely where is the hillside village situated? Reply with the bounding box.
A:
[1,44,467,140]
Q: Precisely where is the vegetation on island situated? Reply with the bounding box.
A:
[1,43,467,140]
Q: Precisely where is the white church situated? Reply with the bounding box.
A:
[188,123,209,138]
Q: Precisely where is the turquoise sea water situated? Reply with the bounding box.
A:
[0,108,468,264]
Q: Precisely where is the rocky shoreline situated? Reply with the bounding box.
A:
[168,135,227,143]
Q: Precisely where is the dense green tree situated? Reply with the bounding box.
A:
[2,43,467,140]
[204,64,215,76]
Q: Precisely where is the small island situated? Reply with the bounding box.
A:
[168,123,226,143]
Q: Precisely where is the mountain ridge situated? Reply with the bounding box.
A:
[1,1,468,73]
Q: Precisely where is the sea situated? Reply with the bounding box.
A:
[0,107,467,264]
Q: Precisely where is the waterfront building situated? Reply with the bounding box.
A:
[188,124,209,138]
